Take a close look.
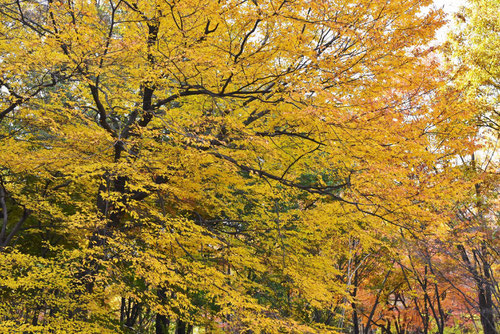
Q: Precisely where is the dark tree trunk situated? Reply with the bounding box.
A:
[352,270,360,334]
[155,288,170,334]
[176,320,187,334]
[155,313,170,334]
[478,281,497,334]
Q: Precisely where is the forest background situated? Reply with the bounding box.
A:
[0,0,498,333]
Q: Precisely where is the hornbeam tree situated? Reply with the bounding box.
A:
[0,0,481,333]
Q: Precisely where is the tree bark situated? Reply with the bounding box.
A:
[155,313,170,334]
[176,320,187,334]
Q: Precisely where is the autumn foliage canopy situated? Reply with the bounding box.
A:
[0,0,498,333]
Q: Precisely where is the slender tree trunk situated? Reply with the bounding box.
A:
[352,271,360,334]
[352,304,360,334]
[364,268,392,334]
[471,159,498,334]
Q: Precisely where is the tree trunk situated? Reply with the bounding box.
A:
[478,281,497,334]
[155,313,170,334]
[156,288,170,334]
[176,320,187,334]
[458,245,498,334]
[352,270,360,334]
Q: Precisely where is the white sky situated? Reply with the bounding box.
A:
[432,0,468,42]
[433,0,467,14]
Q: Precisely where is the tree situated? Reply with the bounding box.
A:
[443,1,500,333]
[0,0,480,332]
